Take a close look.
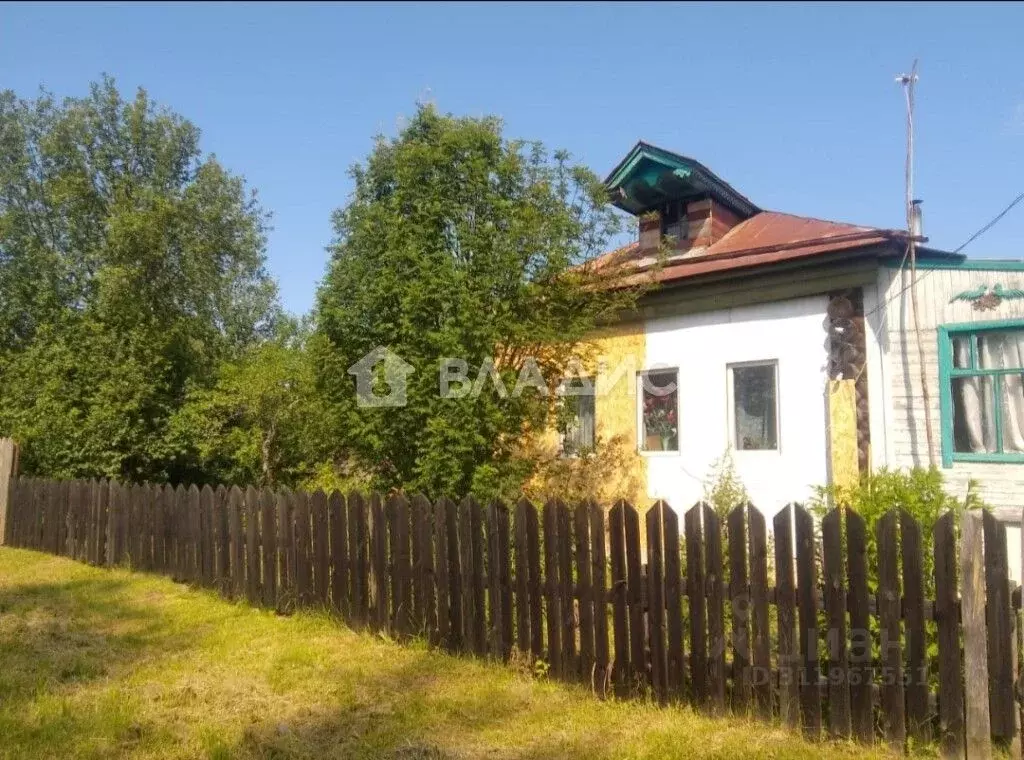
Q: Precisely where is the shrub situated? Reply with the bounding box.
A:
[522,433,644,507]
[808,466,985,596]
[808,466,987,696]
[701,448,749,522]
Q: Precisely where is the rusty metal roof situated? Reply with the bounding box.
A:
[593,210,920,287]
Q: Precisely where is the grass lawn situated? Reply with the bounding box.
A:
[0,547,897,760]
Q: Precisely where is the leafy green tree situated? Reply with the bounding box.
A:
[0,77,280,481]
[315,105,645,499]
[169,320,340,488]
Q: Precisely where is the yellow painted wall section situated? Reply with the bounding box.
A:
[589,322,649,506]
[827,379,860,491]
[523,321,648,507]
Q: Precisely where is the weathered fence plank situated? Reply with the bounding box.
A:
[934,511,964,758]
[663,504,683,703]
[188,484,202,583]
[747,504,771,720]
[467,496,487,656]
[227,485,242,598]
[200,485,215,587]
[434,496,452,647]
[543,499,562,676]
[727,505,750,714]
[983,511,1014,742]
[214,486,228,593]
[496,500,513,660]
[575,501,595,683]
[145,483,157,571]
[294,490,314,608]
[98,480,111,566]
[330,491,348,617]
[704,504,725,716]
[312,490,330,608]
[609,500,629,698]
[486,500,508,659]
[794,504,820,739]
[0,438,17,545]
[822,508,850,739]
[443,496,462,651]
[590,502,610,699]
[526,499,543,660]
[411,494,431,636]
[624,500,645,695]
[877,510,905,749]
[370,493,388,631]
[107,480,121,568]
[240,487,257,602]
[900,509,929,743]
[647,501,668,704]
[348,492,367,623]
[133,482,144,567]
[64,480,79,559]
[50,480,61,556]
[278,489,294,611]
[390,494,412,636]
[845,508,872,744]
[774,505,798,728]
[261,488,277,606]
[686,503,707,707]
[514,498,531,656]
[961,510,991,759]
[557,500,575,680]
[460,496,476,651]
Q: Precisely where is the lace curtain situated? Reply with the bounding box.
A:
[953,332,1024,453]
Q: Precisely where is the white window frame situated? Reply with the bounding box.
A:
[636,367,681,456]
[557,377,597,458]
[726,359,781,454]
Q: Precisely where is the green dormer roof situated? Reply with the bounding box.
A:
[604,141,760,218]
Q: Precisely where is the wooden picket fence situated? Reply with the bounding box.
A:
[3,477,1021,757]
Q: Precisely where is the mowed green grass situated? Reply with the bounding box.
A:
[0,548,897,760]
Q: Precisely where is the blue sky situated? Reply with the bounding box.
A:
[2,2,1023,315]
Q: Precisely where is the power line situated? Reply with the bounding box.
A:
[953,192,1024,254]
[852,186,1024,387]
[864,188,1024,320]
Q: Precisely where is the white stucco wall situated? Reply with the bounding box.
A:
[642,295,831,519]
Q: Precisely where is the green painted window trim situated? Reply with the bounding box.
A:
[938,318,1024,467]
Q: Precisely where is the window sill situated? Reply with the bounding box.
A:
[558,451,595,461]
[638,449,680,457]
[949,452,1024,465]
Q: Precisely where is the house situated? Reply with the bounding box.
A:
[560,142,1024,575]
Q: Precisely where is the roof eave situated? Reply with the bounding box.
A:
[604,141,761,218]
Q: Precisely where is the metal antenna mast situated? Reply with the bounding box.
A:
[896,60,936,466]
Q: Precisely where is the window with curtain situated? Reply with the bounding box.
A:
[943,325,1024,461]
[559,380,596,457]
[639,369,679,452]
[729,361,779,450]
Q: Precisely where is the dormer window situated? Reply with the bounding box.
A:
[661,199,685,244]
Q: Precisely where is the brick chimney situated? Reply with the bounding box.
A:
[637,197,743,258]
[686,197,742,252]
[638,212,661,256]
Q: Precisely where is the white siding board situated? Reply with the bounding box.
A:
[880,265,1024,527]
